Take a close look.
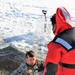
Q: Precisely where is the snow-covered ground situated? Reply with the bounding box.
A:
[0,0,75,60]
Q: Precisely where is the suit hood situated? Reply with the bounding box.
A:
[55,7,73,35]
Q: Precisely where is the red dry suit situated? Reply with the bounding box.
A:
[44,7,75,75]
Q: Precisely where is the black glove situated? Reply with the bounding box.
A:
[38,63,44,72]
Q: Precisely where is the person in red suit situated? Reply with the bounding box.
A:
[44,7,75,75]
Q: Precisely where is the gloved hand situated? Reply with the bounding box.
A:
[38,63,44,72]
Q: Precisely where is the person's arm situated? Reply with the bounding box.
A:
[44,42,62,75]
[45,62,58,75]
[10,62,27,75]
